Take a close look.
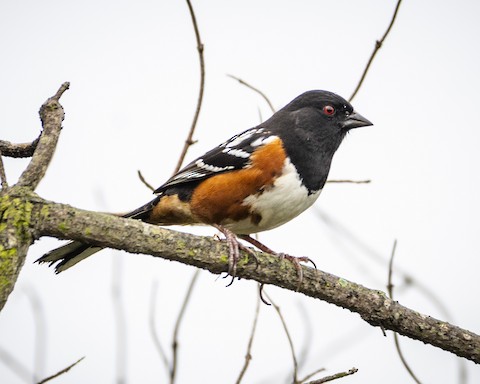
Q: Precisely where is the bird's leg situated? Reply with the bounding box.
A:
[238,234,316,291]
[213,224,258,286]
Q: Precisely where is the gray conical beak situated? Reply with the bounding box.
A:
[341,111,373,130]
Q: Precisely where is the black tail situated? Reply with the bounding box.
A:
[36,196,161,273]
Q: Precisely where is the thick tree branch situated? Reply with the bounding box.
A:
[0,136,40,159]
[17,82,69,189]
[2,189,476,364]
[0,83,69,313]
[1,80,479,365]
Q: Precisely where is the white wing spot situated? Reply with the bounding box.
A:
[222,128,265,148]
[178,170,205,179]
[251,135,278,147]
[222,148,251,158]
[195,159,234,173]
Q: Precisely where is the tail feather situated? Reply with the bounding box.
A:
[36,241,103,273]
[37,196,161,273]
[122,196,160,221]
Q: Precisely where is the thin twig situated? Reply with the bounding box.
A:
[264,292,299,383]
[49,82,70,101]
[227,74,276,113]
[236,290,261,384]
[387,239,397,297]
[22,286,47,382]
[137,170,155,192]
[149,280,170,372]
[326,179,371,184]
[0,345,32,382]
[111,252,127,384]
[392,334,422,384]
[314,208,454,319]
[0,136,40,158]
[294,313,333,384]
[170,269,200,384]
[37,356,85,384]
[299,368,326,383]
[256,107,263,124]
[387,240,422,384]
[349,0,403,102]
[0,151,7,189]
[158,3,205,382]
[173,0,205,173]
[296,301,315,375]
[304,367,358,384]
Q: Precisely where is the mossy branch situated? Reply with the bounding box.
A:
[1,188,477,364]
[1,82,479,369]
[0,83,69,313]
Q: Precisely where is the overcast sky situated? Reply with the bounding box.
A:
[1,0,480,383]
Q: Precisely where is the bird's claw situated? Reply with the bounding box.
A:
[214,225,259,287]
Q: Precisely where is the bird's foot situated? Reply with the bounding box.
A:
[213,225,258,286]
[239,234,316,291]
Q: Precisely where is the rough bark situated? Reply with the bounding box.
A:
[0,82,68,313]
[0,187,34,311]
[2,188,479,364]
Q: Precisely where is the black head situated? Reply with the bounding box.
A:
[283,90,372,132]
[265,90,372,192]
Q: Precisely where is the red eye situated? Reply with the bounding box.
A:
[323,105,335,116]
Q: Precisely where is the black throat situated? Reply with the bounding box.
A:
[269,110,347,193]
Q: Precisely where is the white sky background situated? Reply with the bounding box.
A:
[1,0,480,383]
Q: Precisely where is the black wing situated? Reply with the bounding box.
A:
[154,126,275,193]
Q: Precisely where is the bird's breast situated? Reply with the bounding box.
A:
[223,158,321,234]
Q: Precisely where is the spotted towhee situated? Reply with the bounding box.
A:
[37,90,372,277]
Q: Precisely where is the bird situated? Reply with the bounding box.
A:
[37,90,372,279]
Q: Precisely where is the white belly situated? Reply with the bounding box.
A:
[223,159,321,234]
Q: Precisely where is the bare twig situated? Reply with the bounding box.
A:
[111,253,127,384]
[173,0,205,173]
[264,292,299,383]
[170,269,200,384]
[0,151,7,189]
[0,345,32,382]
[392,334,422,383]
[37,356,85,384]
[349,0,403,102]
[0,136,40,158]
[299,368,327,383]
[326,179,371,184]
[149,280,170,372]
[304,367,358,384]
[386,239,397,297]
[137,170,155,192]
[22,286,48,382]
[147,3,206,382]
[256,107,264,124]
[17,82,69,189]
[411,283,468,383]
[314,208,454,319]
[295,301,315,374]
[387,240,423,384]
[227,74,276,114]
[236,290,261,384]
